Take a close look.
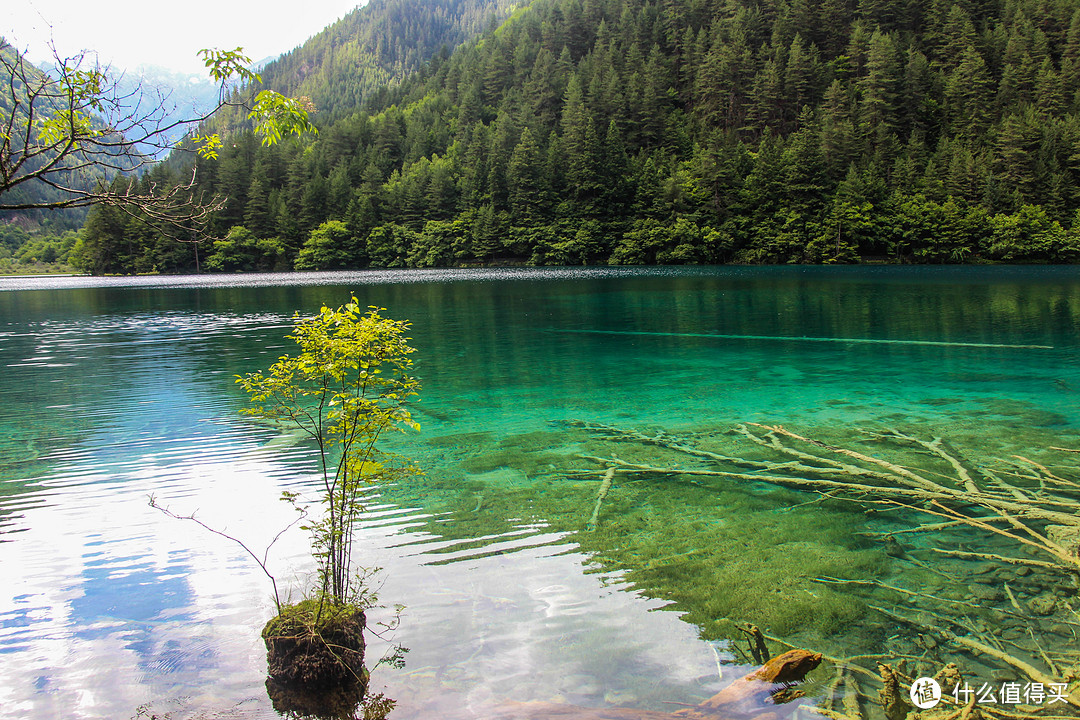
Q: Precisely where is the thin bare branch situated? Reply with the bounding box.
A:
[148,494,304,613]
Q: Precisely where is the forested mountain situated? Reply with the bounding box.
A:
[255,0,521,121]
[194,0,521,140]
[77,0,1080,273]
[1,0,515,273]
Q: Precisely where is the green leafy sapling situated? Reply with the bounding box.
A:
[236,298,421,609]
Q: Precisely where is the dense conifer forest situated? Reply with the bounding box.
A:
[69,0,1080,272]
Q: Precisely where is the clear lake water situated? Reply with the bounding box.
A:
[1,266,1078,719]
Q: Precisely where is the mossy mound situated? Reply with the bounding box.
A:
[261,599,367,690]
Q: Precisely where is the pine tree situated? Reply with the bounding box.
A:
[560,74,592,196]
[1035,57,1066,117]
[244,175,274,238]
[784,34,816,128]
[427,158,458,219]
[486,112,519,211]
[599,119,632,214]
[937,4,977,69]
[508,127,546,220]
[747,58,784,132]
[945,45,993,141]
[858,30,901,155]
[901,48,935,138]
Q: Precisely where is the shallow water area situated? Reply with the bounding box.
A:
[1,266,1078,720]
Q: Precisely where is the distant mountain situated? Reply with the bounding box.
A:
[119,65,222,155]
[129,64,220,110]
[250,56,278,72]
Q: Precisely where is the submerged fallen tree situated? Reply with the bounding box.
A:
[563,420,1080,716]
[573,421,1080,574]
[493,648,823,720]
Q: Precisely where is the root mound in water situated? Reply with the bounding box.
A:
[262,599,367,690]
[265,676,367,719]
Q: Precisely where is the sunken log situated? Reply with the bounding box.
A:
[491,648,822,720]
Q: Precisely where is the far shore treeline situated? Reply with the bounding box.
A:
[13,0,1080,273]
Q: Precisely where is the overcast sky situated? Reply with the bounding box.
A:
[4,0,363,76]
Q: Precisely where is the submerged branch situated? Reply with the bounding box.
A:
[566,417,1080,714]
[586,466,616,532]
[929,548,1066,571]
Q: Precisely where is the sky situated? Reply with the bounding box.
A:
[4,0,364,76]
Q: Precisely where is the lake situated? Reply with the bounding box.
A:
[1,266,1078,720]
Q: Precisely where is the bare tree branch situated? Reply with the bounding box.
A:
[0,39,314,240]
[148,493,308,613]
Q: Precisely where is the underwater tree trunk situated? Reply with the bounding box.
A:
[490,649,821,720]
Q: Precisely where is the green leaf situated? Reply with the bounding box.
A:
[198,47,260,84]
[248,91,319,146]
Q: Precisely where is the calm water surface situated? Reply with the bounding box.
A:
[0,266,1078,719]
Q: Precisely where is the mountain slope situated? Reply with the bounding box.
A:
[248,0,520,121]
[81,0,1080,273]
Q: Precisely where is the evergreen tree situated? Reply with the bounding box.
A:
[244,175,274,238]
[508,127,546,220]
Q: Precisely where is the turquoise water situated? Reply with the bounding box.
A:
[0,266,1078,719]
